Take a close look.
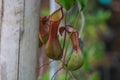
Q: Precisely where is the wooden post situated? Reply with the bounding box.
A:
[0,0,41,80]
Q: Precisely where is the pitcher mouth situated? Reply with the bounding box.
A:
[50,7,63,22]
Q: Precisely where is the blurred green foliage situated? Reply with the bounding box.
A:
[41,9,50,16]
[82,0,111,71]
[41,71,49,80]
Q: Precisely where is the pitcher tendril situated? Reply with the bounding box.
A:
[76,0,85,38]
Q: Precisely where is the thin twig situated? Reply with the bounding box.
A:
[51,67,63,80]
[38,60,54,69]
[69,71,77,80]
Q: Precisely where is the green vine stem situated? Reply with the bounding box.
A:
[79,11,85,38]
[62,11,68,64]
[76,0,85,38]
[65,71,68,80]
[51,67,63,80]
[73,12,80,27]
[39,60,54,69]
[69,71,77,80]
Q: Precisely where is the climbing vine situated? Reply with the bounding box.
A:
[39,0,88,80]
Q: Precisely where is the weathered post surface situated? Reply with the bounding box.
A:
[0,0,41,80]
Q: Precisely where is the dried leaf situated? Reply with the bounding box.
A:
[39,16,49,44]
[59,26,65,36]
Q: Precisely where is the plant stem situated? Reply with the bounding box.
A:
[69,71,77,80]
[79,11,85,38]
[51,67,63,80]
[65,71,68,80]
[63,11,67,64]
[38,60,54,69]
[73,12,80,27]
[76,0,85,38]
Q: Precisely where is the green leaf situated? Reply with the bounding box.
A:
[56,0,75,10]
[78,0,88,11]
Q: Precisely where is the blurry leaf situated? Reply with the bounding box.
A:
[94,41,105,59]
[90,72,101,80]
[78,0,88,11]
[55,0,75,10]
[41,9,50,16]
[81,50,93,71]
[86,26,98,39]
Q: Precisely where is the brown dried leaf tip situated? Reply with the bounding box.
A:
[39,16,49,44]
